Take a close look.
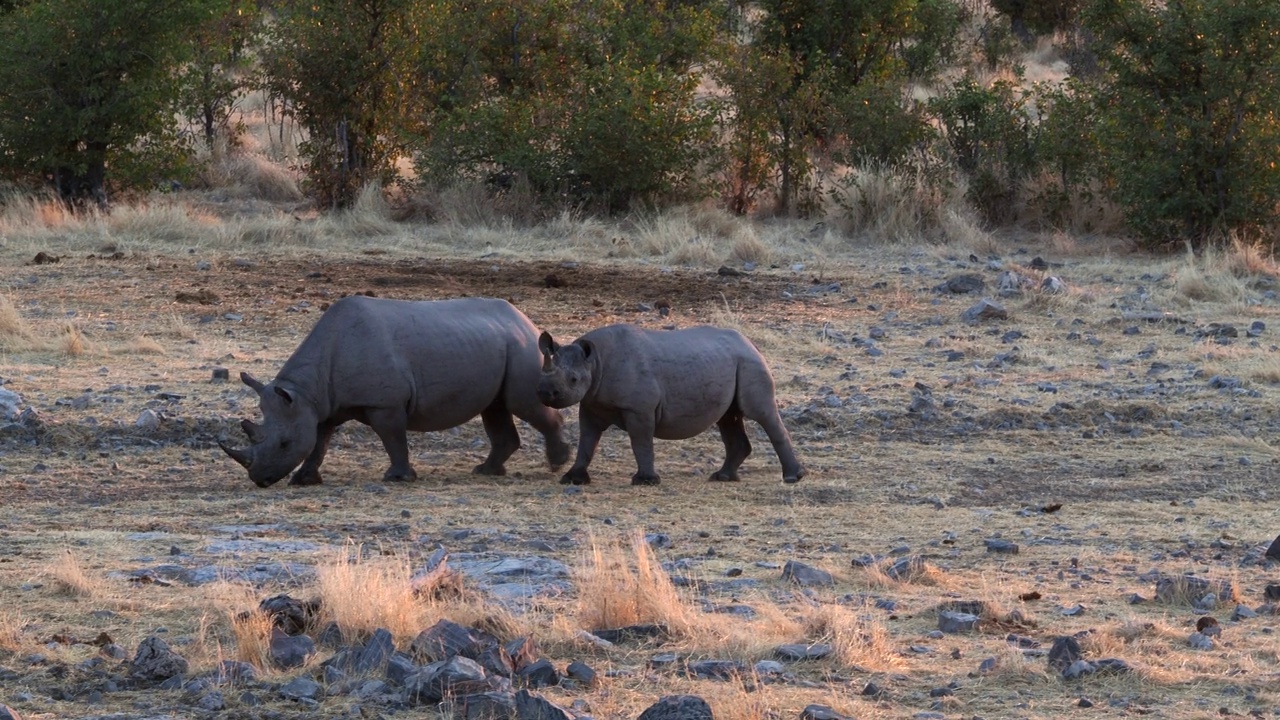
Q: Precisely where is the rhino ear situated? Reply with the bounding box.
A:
[241,372,266,393]
[538,331,559,357]
[576,339,594,360]
[274,385,294,405]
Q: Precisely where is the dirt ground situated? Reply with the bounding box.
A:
[1,246,1279,719]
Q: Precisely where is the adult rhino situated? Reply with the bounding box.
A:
[536,324,805,486]
[221,296,570,487]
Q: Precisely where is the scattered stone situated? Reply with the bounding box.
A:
[351,628,396,675]
[885,555,928,581]
[775,643,833,661]
[279,676,323,701]
[130,636,189,684]
[1062,659,1095,680]
[1041,276,1067,293]
[961,298,1008,324]
[1188,632,1214,650]
[801,705,852,720]
[270,629,315,670]
[1248,320,1266,337]
[637,695,714,720]
[517,658,560,688]
[978,657,999,673]
[1232,604,1258,621]
[1079,698,1094,708]
[386,651,418,686]
[717,265,743,277]
[447,691,519,720]
[211,368,230,382]
[194,690,225,711]
[687,659,747,680]
[1047,636,1082,673]
[565,661,597,687]
[753,660,785,676]
[1208,375,1242,390]
[134,408,161,429]
[861,682,887,699]
[781,560,834,586]
[411,619,498,663]
[0,388,23,421]
[258,593,320,635]
[211,660,258,686]
[985,538,1019,554]
[476,643,515,678]
[1264,584,1280,601]
[1265,534,1280,561]
[589,624,667,644]
[406,656,490,704]
[938,274,985,294]
[938,611,979,634]
[1154,575,1238,605]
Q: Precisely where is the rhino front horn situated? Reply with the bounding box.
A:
[219,442,252,469]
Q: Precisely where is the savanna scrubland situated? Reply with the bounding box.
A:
[1,0,1280,718]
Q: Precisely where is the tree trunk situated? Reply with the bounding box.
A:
[49,144,109,212]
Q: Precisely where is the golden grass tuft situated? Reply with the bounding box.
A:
[49,549,99,598]
[827,161,981,247]
[575,530,697,638]
[229,608,275,669]
[59,324,89,356]
[199,152,304,202]
[0,294,34,350]
[0,612,27,652]
[802,602,906,671]
[314,545,426,642]
[119,335,166,355]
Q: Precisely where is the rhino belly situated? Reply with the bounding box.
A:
[653,385,735,440]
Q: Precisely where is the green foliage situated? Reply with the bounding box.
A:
[414,0,720,212]
[178,0,260,151]
[1084,0,1280,245]
[0,0,221,208]
[1030,79,1102,227]
[928,76,1038,224]
[728,0,965,214]
[990,0,1083,36]
[261,0,425,208]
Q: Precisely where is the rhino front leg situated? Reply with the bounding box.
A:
[475,404,520,476]
[367,408,418,483]
[623,411,660,486]
[561,411,606,485]
[288,421,339,486]
[710,410,751,482]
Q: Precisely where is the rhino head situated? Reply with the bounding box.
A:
[220,372,318,487]
[536,332,595,409]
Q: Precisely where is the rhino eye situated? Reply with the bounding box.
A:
[279,440,290,449]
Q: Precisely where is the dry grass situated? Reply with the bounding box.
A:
[0,612,27,652]
[313,544,427,642]
[826,161,983,247]
[229,608,275,670]
[48,549,99,598]
[801,603,906,672]
[575,530,698,638]
[197,152,304,202]
[0,294,34,351]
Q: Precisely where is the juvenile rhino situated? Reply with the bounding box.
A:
[536,324,805,486]
[220,296,570,487]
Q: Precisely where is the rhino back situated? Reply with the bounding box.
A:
[582,325,753,408]
[281,296,538,427]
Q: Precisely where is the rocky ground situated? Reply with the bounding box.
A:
[1,244,1279,719]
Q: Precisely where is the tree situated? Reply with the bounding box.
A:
[0,0,221,209]
[261,0,425,208]
[1084,0,1280,244]
[178,0,260,152]
[724,0,964,214]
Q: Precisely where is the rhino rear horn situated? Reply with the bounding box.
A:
[240,372,265,393]
[219,442,252,469]
[240,419,264,443]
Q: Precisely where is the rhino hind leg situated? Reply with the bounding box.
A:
[710,410,752,482]
[738,368,806,484]
[474,404,521,476]
[288,421,338,486]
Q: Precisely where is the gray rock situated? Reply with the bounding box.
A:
[135,409,160,429]
[385,651,418,686]
[130,636,188,684]
[1062,659,1095,680]
[775,643,833,661]
[589,624,666,644]
[270,630,315,670]
[961,298,1008,324]
[753,660,785,676]
[515,689,573,720]
[637,695,714,720]
[505,636,543,671]
[885,556,927,581]
[978,657,999,673]
[781,560,834,586]
[1154,575,1237,605]
[1041,276,1067,293]
[352,628,395,675]
[985,538,1019,554]
[0,388,24,421]
[565,661,597,687]
[1188,632,1214,650]
[1048,636,1082,672]
[1093,658,1133,674]
[687,660,747,680]
[446,691,519,720]
[194,691,225,711]
[279,676,323,701]
[516,658,559,688]
[938,274,985,294]
[477,643,515,678]
[410,619,498,663]
[937,611,979,634]
[800,705,852,720]
[405,656,489,704]
[1232,604,1259,621]
[210,660,258,685]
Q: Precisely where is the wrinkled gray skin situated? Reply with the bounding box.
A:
[536,324,805,486]
[221,296,570,488]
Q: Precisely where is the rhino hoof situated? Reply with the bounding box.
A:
[784,467,807,484]
[472,461,507,476]
[547,440,571,469]
[709,470,740,482]
[560,468,591,485]
[383,468,419,483]
[630,472,661,486]
[288,469,323,486]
